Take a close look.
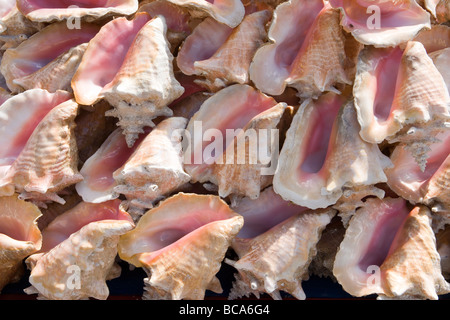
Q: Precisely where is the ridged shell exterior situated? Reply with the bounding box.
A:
[113,117,191,217]
[0,3,39,38]
[378,206,450,299]
[103,16,184,147]
[118,193,243,300]
[0,99,83,205]
[71,14,151,106]
[227,208,335,300]
[14,43,88,93]
[385,131,450,219]
[273,93,391,209]
[178,10,271,91]
[0,89,73,185]
[16,0,139,23]
[0,22,100,93]
[26,220,134,300]
[354,41,450,170]
[249,0,362,98]
[333,198,450,299]
[165,0,245,27]
[184,84,290,201]
[329,0,431,47]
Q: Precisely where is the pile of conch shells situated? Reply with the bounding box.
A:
[0,0,449,300]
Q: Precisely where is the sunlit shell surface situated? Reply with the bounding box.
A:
[0,22,100,93]
[113,117,191,216]
[386,131,450,231]
[273,92,391,210]
[184,84,290,202]
[118,193,243,300]
[0,0,449,302]
[329,0,431,47]
[103,16,184,147]
[0,89,74,201]
[227,207,335,300]
[333,197,450,299]
[249,0,363,98]
[138,0,192,50]
[16,0,139,23]
[386,131,449,205]
[72,14,184,147]
[25,200,134,300]
[353,41,450,170]
[413,25,450,92]
[0,195,42,291]
[0,97,82,205]
[165,0,245,27]
[72,13,151,106]
[177,10,271,91]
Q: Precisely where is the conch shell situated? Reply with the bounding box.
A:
[329,0,431,47]
[333,197,450,300]
[0,195,42,291]
[16,0,139,23]
[413,25,450,93]
[164,0,245,27]
[184,84,291,202]
[0,89,72,172]
[25,200,134,300]
[249,0,362,98]
[386,131,450,231]
[72,13,184,147]
[118,193,243,300]
[0,93,83,206]
[137,0,192,51]
[103,15,185,147]
[113,117,191,217]
[227,208,335,300]
[0,22,100,93]
[177,10,271,91]
[273,92,391,210]
[353,41,450,171]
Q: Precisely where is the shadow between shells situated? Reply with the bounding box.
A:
[0,0,449,300]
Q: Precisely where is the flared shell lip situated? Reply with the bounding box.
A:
[0,233,41,252]
[329,0,431,48]
[118,192,242,267]
[167,0,245,28]
[0,195,43,251]
[17,0,139,22]
[71,12,153,106]
[137,215,243,267]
